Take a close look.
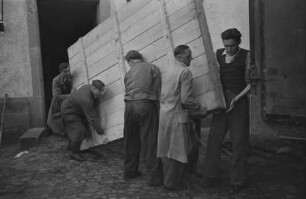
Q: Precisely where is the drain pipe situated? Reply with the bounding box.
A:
[0,93,8,146]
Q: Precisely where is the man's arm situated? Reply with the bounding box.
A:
[180,69,206,116]
[81,100,104,135]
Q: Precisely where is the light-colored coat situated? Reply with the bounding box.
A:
[157,61,200,163]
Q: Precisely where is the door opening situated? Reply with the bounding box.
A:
[37,0,99,116]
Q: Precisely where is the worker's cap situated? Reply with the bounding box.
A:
[59,62,70,73]
[92,80,105,91]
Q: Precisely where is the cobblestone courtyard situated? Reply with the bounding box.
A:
[0,129,305,199]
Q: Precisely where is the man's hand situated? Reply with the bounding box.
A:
[226,96,238,113]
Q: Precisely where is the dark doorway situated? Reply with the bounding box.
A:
[37,0,99,116]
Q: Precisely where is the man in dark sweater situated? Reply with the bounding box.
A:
[203,28,251,194]
[61,80,105,161]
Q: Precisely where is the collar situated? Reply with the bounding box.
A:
[175,60,188,68]
[222,47,241,56]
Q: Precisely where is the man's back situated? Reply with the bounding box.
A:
[124,61,161,101]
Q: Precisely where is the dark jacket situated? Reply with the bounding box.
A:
[61,85,104,134]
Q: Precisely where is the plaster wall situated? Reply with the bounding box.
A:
[0,0,33,98]
[203,0,250,51]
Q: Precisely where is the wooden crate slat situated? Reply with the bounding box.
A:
[88,51,118,79]
[121,9,160,45]
[86,40,116,67]
[84,30,114,57]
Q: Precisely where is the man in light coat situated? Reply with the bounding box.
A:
[46,62,73,136]
[157,45,207,190]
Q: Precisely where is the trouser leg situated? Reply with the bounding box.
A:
[228,98,249,185]
[67,140,82,153]
[123,102,141,177]
[203,112,228,178]
[65,121,86,153]
[187,118,201,173]
[139,101,162,184]
[161,157,185,189]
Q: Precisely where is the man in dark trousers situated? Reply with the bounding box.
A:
[61,80,105,161]
[46,62,73,136]
[123,50,162,186]
[203,28,251,194]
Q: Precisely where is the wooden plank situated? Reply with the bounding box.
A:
[193,0,226,109]
[82,17,113,48]
[70,62,84,87]
[78,38,89,84]
[90,64,121,86]
[117,0,153,23]
[168,1,197,32]
[121,9,160,45]
[112,11,127,90]
[101,79,124,100]
[119,0,158,33]
[84,30,114,57]
[98,92,125,116]
[171,18,201,46]
[69,52,81,67]
[192,74,214,96]
[187,37,205,58]
[165,0,192,16]
[86,39,116,67]
[190,54,209,78]
[88,50,117,78]
[157,0,175,71]
[68,43,80,59]
[151,54,168,74]
[122,22,163,54]
[102,109,124,130]
[140,37,167,63]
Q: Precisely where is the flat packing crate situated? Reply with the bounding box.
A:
[68,0,225,150]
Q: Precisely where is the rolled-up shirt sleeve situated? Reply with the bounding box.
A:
[81,100,104,134]
[180,69,200,110]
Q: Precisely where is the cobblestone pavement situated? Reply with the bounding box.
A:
[0,129,305,199]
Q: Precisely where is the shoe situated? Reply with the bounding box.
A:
[43,128,53,137]
[147,178,162,187]
[123,171,142,180]
[163,183,188,192]
[202,177,220,188]
[68,151,86,162]
[230,184,247,195]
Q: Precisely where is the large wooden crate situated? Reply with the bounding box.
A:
[68,0,225,150]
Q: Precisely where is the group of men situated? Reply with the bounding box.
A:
[46,28,250,194]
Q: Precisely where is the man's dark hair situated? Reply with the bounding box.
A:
[92,80,105,91]
[59,62,69,73]
[221,28,242,44]
[174,45,190,57]
[124,50,143,62]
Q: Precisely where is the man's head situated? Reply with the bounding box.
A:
[59,62,71,79]
[221,28,241,56]
[91,80,106,98]
[174,45,192,66]
[124,50,143,67]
